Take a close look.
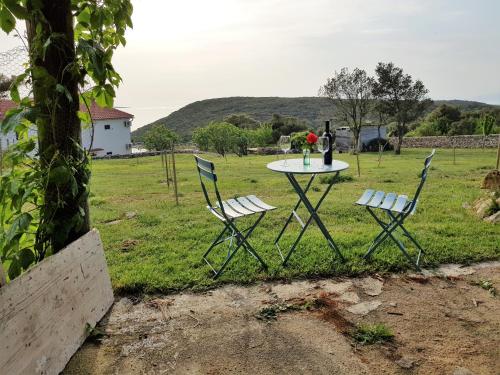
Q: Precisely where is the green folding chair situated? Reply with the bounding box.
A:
[194,155,276,278]
[355,149,436,270]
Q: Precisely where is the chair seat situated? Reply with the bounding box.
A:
[356,189,416,214]
[209,195,276,220]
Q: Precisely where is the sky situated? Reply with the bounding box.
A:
[1,0,499,130]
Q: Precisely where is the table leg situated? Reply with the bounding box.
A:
[281,172,344,265]
[274,174,316,258]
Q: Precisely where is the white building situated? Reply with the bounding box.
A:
[0,100,133,157]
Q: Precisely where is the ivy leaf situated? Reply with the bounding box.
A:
[18,248,35,269]
[77,110,92,125]
[8,257,21,279]
[6,212,32,244]
[3,0,28,19]
[0,6,16,33]
[48,165,71,184]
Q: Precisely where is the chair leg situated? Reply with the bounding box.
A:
[205,213,268,279]
[364,208,422,271]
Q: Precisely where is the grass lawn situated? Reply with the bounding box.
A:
[89,149,499,293]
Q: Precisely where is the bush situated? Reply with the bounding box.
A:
[246,124,274,147]
[143,125,178,151]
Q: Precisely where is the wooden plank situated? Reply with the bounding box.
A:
[0,229,114,375]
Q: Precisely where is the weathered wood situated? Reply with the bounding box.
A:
[0,229,113,375]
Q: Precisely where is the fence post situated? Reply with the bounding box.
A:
[171,143,179,205]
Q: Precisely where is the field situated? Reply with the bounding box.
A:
[89,149,499,293]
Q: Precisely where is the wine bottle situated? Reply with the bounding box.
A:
[323,120,333,165]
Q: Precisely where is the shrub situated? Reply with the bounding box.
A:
[247,124,274,147]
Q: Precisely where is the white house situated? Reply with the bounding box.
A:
[0,100,133,157]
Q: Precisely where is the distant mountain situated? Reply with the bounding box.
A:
[131,97,495,141]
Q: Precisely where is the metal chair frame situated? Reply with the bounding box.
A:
[357,150,436,271]
[195,156,272,278]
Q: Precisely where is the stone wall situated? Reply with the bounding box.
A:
[389,134,499,149]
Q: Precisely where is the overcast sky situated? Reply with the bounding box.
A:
[1,0,499,130]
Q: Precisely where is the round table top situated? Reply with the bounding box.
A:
[267,158,350,174]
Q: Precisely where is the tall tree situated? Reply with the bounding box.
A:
[0,1,132,278]
[320,67,374,153]
[373,62,432,154]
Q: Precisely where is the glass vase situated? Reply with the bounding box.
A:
[303,149,311,166]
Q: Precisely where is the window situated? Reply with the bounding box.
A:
[104,124,111,130]
[106,152,112,155]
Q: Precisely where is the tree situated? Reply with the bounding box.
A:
[193,121,248,157]
[224,113,260,129]
[0,1,132,279]
[269,114,308,143]
[320,67,374,154]
[0,73,14,98]
[247,123,273,147]
[373,62,432,154]
[143,125,178,151]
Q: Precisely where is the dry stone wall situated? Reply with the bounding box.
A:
[389,134,499,149]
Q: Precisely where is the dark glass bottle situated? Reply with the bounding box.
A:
[323,120,333,165]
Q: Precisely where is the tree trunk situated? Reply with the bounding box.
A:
[27,0,90,254]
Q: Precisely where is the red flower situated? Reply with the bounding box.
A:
[306,132,318,145]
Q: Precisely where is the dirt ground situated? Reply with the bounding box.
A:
[64,262,500,375]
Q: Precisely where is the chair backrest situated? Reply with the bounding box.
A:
[408,149,436,213]
[194,155,224,210]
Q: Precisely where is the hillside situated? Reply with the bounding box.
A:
[131,97,495,141]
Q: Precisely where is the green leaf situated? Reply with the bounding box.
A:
[8,257,21,279]
[3,0,28,19]
[0,6,16,33]
[48,165,71,184]
[18,248,35,269]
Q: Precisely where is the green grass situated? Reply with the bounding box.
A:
[353,323,394,345]
[88,149,500,294]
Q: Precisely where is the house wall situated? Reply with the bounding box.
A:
[82,118,132,157]
[2,118,132,157]
[0,130,17,151]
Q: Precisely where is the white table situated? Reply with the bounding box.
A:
[267,158,350,265]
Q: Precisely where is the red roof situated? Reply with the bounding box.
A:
[0,99,133,121]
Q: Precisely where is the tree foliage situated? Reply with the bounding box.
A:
[143,125,178,151]
[0,0,132,280]
[223,113,260,129]
[193,121,248,157]
[320,67,374,152]
[269,114,308,143]
[373,62,432,154]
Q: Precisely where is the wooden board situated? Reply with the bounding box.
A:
[0,229,114,375]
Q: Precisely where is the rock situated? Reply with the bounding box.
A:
[395,357,415,369]
[388,302,397,307]
[346,301,382,315]
[106,219,122,225]
[462,202,470,209]
[453,367,475,375]
[125,211,137,219]
[484,211,500,223]
[474,198,494,218]
[357,277,383,296]
[338,291,360,304]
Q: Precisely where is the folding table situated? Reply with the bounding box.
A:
[267,158,349,265]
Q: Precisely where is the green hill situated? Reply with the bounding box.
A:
[131,96,494,141]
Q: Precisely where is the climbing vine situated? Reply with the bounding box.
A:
[0,0,132,280]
